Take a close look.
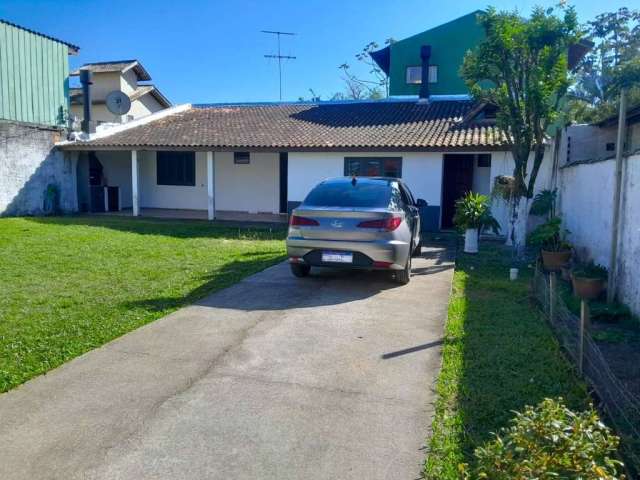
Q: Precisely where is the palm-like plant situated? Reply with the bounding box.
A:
[453,192,501,235]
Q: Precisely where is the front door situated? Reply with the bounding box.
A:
[441,154,474,229]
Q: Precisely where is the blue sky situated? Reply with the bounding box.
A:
[2,0,628,104]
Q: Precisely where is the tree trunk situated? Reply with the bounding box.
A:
[505,195,530,256]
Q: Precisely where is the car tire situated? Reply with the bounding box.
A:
[290,263,311,278]
[394,255,411,285]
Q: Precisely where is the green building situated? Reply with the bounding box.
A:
[371,11,485,97]
[0,19,79,126]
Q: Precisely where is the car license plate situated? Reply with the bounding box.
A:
[322,251,353,263]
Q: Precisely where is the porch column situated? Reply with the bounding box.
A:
[207,151,215,220]
[131,150,139,216]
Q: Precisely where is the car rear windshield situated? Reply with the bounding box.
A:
[303,181,392,208]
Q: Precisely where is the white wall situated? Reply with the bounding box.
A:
[139,151,208,210]
[214,152,279,213]
[98,151,132,208]
[473,156,492,195]
[287,151,443,206]
[559,153,640,316]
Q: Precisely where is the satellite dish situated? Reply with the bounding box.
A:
[105,90,131,116]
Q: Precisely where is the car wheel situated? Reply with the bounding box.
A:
[394,254,411,285]
[290,263,311,278]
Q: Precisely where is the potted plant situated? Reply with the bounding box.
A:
[527,217,572,271]
[571,262,608,300]
[453,192,501,253]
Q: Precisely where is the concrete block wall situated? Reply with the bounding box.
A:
[0,121,77,216]
[558,153,640,316]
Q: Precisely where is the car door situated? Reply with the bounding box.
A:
[399,183,420,246]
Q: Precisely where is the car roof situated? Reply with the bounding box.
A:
[320,176,400,186]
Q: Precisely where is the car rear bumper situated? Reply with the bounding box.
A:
[286,237,410,270]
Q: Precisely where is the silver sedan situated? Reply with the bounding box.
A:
[286,177,427,284]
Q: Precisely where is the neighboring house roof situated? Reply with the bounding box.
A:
[129,85,171,108]
[0,19,79,54]
[69,85,171,109]
[71,60,151,81]
[59,100,509,151]
[594,104,640,128]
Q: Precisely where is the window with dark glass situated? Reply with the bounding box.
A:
[344,157,402,178]
[156,151,196,186]
[477,154,491,168]
[234,152,250,164]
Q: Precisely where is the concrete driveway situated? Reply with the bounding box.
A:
[0,243,454,480]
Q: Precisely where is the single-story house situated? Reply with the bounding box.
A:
[57,98,534,231]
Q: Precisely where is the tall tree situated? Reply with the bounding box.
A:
[572,8,640,122]
[462,6,581,248]
[339,39,394,98]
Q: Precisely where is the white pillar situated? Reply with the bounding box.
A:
[207,151,215,220]
[131,150,139,216]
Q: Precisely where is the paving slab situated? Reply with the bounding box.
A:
[0,243,454,480]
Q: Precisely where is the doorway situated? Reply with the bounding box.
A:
[441,154,474,229]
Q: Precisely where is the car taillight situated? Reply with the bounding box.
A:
[290,215,319,226]
[357,216,402,231]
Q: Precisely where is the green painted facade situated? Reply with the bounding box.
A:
[388,11,485,96]
[0,21,72,127]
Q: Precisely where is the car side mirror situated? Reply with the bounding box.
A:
[416,198,428,207]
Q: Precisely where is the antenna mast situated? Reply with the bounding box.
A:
[262,30,296,101]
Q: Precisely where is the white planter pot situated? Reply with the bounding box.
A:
[464,228,479,253]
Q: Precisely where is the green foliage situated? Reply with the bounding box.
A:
[467,398,625,479]
[573,261,608,280]
[572,8,640,122]
[424,243,588,479]
[462,6,580,198]
[529,189,557,219]
[527,217,571,252]
[0,217,287,392]
[452,192,500,234]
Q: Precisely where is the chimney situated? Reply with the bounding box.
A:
[79,69,95,134]
[419,45,432,101]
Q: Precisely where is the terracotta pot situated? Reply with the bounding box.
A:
[572,275,606,300]
[541,250,572,271]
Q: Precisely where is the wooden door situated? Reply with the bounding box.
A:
[441,154,474,229]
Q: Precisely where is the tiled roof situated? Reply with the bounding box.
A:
[60,100,509,151]
[71,60,151,81]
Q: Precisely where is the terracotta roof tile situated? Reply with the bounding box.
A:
[62,100,510,151]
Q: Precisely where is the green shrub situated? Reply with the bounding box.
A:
[453,192,500,234]
[573,261,608,280]
[465,398,625,479]
[527,217,572,252]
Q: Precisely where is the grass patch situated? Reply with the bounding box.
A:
[0,216,286,392]
[424,242,589,479]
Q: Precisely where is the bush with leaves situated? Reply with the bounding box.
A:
[453,192,501,235]
[527,217,571,252]
[465,398,625,479]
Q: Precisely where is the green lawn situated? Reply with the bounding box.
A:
[424,242,590,479]
[0,216,286,393]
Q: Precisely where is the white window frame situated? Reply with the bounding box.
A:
[405,65,438,84]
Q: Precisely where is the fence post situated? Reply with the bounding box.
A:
[549,272,556,321]
[579,300,589,376]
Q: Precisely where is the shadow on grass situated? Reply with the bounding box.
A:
[425,242,589,479]
[24,215,288,240]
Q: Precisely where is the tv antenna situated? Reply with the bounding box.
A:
[262,30,296,101]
